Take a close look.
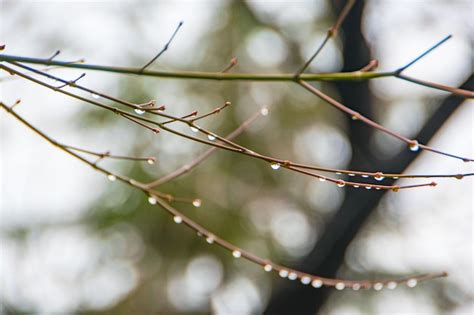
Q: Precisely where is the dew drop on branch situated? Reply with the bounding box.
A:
[134,109,145,115]
[207,134,216,141]
[335,283,345,290]
[407,279,417,288]
[232,250,241,258]
[311,279,323,288]
[301,276,311,285]
[270,162,281,170]
[91,93,100,99]
[279,270,289,278]
[148,196,157,205]
[192,199,202,208]
[409,140,420,152]
[387,282,397,290]
[190,126,199,133]
[107,174,116,181]
[264,264,273,272]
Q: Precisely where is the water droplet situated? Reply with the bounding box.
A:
[336,180,345,188]
[351,114,359,120]
[91,93,100,99]
[147,158,155,165]
[107,174,116,181]
[301,276,311,285]
[455,174,464,180]
[264,264,273,272]
[192,199,202,208]
[335,172,342,175]
[387,282,397,290]
[409,140,419,152]
[407,279,417,288]
[206,235,214,244]
[348,173,355,177]
[148,196,157,205]
[207,134,216,141]
[365,186,372,190]
[270,162,281,170]
[392,186,400,192]
[279,270,289,278]
[352,284,361,291]
[232,250,241,258]
[335,283,345,290]
[311,279,323,288]
[393,176,399,179]
[173,216,182,224]
[375,187,381,190]
[374,172,384,181]
[288,272,297,280]
[190,126,199,133]
[362,175,369,178]
[373,283,383,291]
[353,185,360,188]
[319,178,326,182]
[134,108,145,115]
[260,108,269,116]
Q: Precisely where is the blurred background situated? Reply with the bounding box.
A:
[0,0,472,314]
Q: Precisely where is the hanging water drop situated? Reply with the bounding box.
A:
[374,172,384,181]
[190,126,199,133]
[362,174,369,178]
[107,174,116,181]
[387,282,397,290]
[173,216,182,224]
[373,283,383,291]
[365,186,372,190]
[192,199,202,208]
[407,279,417,288]
[91,93,100,99]
[264,264,273,272]
[207,134,216,141]
[260,108,269,116]
[311,279,323,288]
[148,196,157,205]
[147,158,155,165]
[319,177,326,182]
[288,272,297,280]
[206,235,214,244]
[352,283,361,291]
[335,283,345,290]
[336,180,345,188]
[278,270,289,278]
[409,140,419,152]
[270,162,281,170]
[301,276,311,285]
[134,108,145,115]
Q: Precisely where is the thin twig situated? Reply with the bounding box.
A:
[146,110,262,188]
[140,21,183,71]
[297,79,473,162]
[295,0,356,76]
